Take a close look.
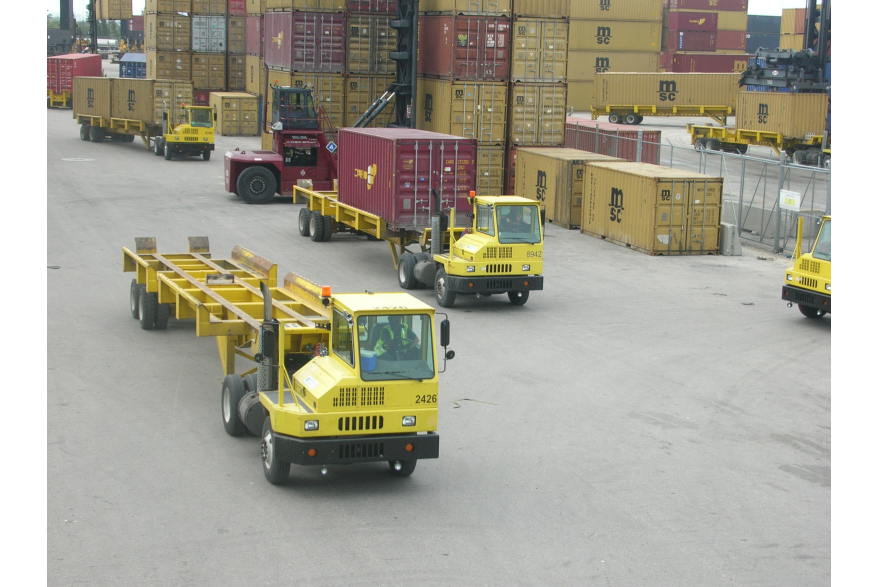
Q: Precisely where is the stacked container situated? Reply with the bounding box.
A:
[660,0,752,73]
[565,0,662,112]
[47,54,103,100]
[345,0,398,128]
[746,14,780,54]
[119,53,148,78]
[565,118,662,165]
[210,91,260,135]
[145,1,193,83]
[779,7,806,51]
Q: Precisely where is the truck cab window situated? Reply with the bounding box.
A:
[498,205,541,244]
[812,219,831,261]
[189,108,213,128]
[332,309,354,367]
[475,204,494,236]
[358,314,434,381]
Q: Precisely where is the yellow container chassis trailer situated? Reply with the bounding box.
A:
[123,237,454,484]
[782,216,831,318]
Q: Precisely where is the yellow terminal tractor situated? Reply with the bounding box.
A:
[782,215,831,318]
[123,237,454,484]
[153,104,216,161]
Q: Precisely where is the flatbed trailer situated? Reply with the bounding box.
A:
[76,114,157,147]
[591,105,733,126]
[123,237,452,484]
[687,123,830,165]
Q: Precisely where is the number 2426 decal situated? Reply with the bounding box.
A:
[415,394,437,404]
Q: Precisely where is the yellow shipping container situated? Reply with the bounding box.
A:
[569,20,662,52]
[154,80,194,127]
[145,14,191,52]
[476,144,506,195]
[228,17,247,54]
[736,91,829,138]
[513,0,568,18]
[99,0,133,20]
[344,75,395,128]
[347,15,396,75]
[246,55,265,96]
[419,0,511,15]
[191,0,226,14]
[247,0,265,15]
[145,0,191,12]
[567,50,659,81]
[417,78,508,144]
[210,92,260,136]
[73,77,113,122]
[780,34,804,51]
[517,148,626,229]
[780,8,801,35]
[511,18,568,83]
[111,79,155,122]
[508,82,566,146]
[192,53,226,90]
[146,50,192,81]
[567,80,595,112]
[571,0,662,21]
[229,54,247,91]
[593,72,740,109]
[582,162,723,255]
[290,73,345,131]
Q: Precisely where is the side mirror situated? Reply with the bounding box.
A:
[440,319,450,347]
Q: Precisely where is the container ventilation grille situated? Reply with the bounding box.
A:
[338,442,385,460]
[338,415,384,431]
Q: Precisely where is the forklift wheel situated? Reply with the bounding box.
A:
[237,166,277,205]
[298,208,311,237]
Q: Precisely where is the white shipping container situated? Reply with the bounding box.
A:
[192,16,227,53]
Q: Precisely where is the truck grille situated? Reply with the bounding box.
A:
[483,247,513,259]
[484,263,512,274]
[184,136,199,142]
[338,415,384,431]
[800,276,818,289]
[791,290,818,305]
[801,259,821,273]
[333,387,385,408]
[338,442,384,460]
[485,279,513,290]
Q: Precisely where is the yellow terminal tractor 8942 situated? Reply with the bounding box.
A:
[782,215,831,318]
[153,104,215,161]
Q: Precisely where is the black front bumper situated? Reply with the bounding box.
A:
[274,432,439,466]
[782,285,831,313]
[446,274,543,294]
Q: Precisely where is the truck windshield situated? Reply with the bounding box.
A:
[189,108,213,128]
[358,314,434,381]
[812,219,831,261]
[497,205,541,244]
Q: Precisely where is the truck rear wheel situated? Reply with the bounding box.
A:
[138,290,157,330]
[298,208,311,236]
[309,211,325,241]
[221,375,247,437]
[508,291,529,306]
[321,215,334,242]
[80,125,91,141]
[435,267,456,308]
[130,280,144,318]
[693,138,705,151]
[706,139,721,151]
[154,303,171,329]
[89,126,104,143]
[624,113,638,125]
[261,417,291,485]
[389,459,417,477]
[398,253,418,290]
[237,166,277,205]
[798,304,826,319]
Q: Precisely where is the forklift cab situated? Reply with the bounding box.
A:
[272,87,319,131]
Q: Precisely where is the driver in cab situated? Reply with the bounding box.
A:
[374,316,420,360]
[500,207,527,232]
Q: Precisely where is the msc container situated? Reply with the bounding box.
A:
[111,79,155,122]
[667,0,747,10]
[154,80,195,127]
[419,0,510,15]
[145,14,191,52]
[569,20,662,52]
[347,0,397,13]
[662,51,751,73]
[119,53,148,79]
[228,54,247,90]
[73,77,113,121]
[192,53,227,89]
[567,80,595,111]
[512,0,568,18]
[565,118,662,165]
[419,15,511,81]
[245,55,265,95]
[476,144,505,195]
[736,91,829,138]
[581,162,723,255]
[346,14,394,74]
[146,50,193,80]
[292,12,346,73]
[145,0,192,11]
[247,0,266,15]
[228,17,247,54]
[593,73,740,109]
[667,11,718,32]
[263,12,292,70]
[337,128,477,232]
[47,54,103,93]
[715,30,746,52]
[191,0,227,14]
[507,82,566,146]
[673,31,716,51]
[571,0,662,21]
[344,74,396,127]
[511,18,567,83]
[100,0,133,19]
[210,92,260,136]
[416,78,508,144]
[567,50,659,81]
[247,15,262,55]
[517,148,626,229]
[192,16,227,53]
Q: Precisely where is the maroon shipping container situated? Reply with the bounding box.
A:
[715,30,746,51]
[668,0,747,10]
[47,54,103,93]
[419,15,510,81]
[564,118,661,165]
[263,12,292,70]
[193,89,211,106]
[673,31,716,51]
[337,128,477,232]
[229,0,246,15]
[347,0,397,13]
[130,15,144,31]
[663,51,752,73]
[292,12,346,73]
[247,15,262,56]
[667,11,717,33]
[505,147,518,195]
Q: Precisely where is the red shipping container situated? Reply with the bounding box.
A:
[292,12,345,73]
[337,128,477,232]
[246,15,262,56]
[263,12,292,70]
[505,146,518,194]
[674,31,716,51]
[664,51,752,73]
[667,11,718,33]
[419,15,510,81]
[347,0,397,13]
[564,118,661,165]
[715,30,746,51]
[193,89,211,106]
[130,15,144,31]
[668,0,747,10]
[47,54,103,94]
[228,0,246,15]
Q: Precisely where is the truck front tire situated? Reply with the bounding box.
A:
[164,143,173,160]
[389,459,417,477]
[202,150,211,161]
[508,291,529,306]
[237,166,277,205]
[262,417,291,485]
[798,304,826,319]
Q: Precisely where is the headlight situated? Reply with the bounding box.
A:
[522,264,530,272]
[304,420,319,431]
[787,274,794,281]
[402,416,416,427]
[825,284,831,291]
[467,266,475,273]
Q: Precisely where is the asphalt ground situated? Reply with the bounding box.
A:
[34,100,841,587]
